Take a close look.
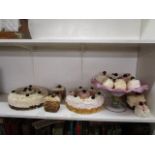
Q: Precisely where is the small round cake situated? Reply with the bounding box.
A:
[66,88,104,114]
[134,102,151,117]
[127,77,141,90]
[8,85,48,110]
[95,71,107,83]
[102,77,114,89]
[114,78,127,91]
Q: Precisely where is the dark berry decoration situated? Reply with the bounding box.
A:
[82,89,86,93]
[123,74,128,77]
[102,71,107,75]
[26,94,29,97]
[97,92,101,95]
[139,102,144,106]
[74,94,77,97]
[112,73,118,76]
[38,91,41,94]
[79,86,83,89]
[51,94,56,97]
[57,85,62,88]
[29,85,32,88]
[91,95,95,99]
[113,79,116,82]
[131,76,135,80]
[90,86,94,90]
[11,90,15,93]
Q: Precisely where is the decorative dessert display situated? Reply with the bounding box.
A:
[65,87,104,114]
[8,85,48,110]
[43,93,61,112]
[92,71,149,113]
[92,71,148,95]
[52,84,66,100]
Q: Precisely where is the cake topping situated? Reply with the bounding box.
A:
[74,94,77,97]
[29,85,32,88]
[26,94,29,97]
[139,102,144,106]
[91,95,95,99]
[90,86,94,90]
[113,79,116,82]
[123,74,128,77]
[11,90,15,93]
[51,94,56,97]
[38,91,41,94]
[112,73,118,76]
[82,89,86,93]
[97,92,101,95]
[131,76,135,80]
[79,86,83,89]
[102,71,107,75]
[57,85,62,88]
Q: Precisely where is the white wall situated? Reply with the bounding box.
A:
[0,45,137,93]
[29,19,141,40]
[141,19,155,40]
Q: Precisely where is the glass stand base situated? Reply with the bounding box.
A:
[106,95,127,113]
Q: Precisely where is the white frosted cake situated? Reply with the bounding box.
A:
[66,88,104,114]
[8,85,48,110]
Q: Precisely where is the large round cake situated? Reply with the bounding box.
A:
[66,87,104,114]
[8,85,48,110]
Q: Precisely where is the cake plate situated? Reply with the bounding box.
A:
[91,79,149,113]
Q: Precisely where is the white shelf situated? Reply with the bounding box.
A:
[0,101,155,123]
[0,39,155,46]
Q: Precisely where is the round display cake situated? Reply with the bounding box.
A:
[8,85,48,110]
[65,87,104,114]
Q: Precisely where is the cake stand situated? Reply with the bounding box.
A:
[91,79,149,113]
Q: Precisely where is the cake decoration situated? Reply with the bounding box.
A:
[52,84,66,100]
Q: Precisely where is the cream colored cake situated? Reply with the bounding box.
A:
[127,94,146,108]
[114,79,127,90]
[95,71,107,83]
[134,102,151,117]
[66,88,104,114]
[102,78,114,89]
[127,77,141,90]
[8,85,48,110]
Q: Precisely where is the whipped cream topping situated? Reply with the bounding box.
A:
[134,104,151,117]
[96,74,107,83]
[44,96,60,102]
[66,95,104,109]
[127,79,141,90]
[102,78,114,89]
[127,94,146,107]
[114,79,127,90]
